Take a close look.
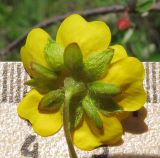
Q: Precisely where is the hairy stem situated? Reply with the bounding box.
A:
[63,91,78,158]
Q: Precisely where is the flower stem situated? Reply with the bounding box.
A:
[63,91,78,158]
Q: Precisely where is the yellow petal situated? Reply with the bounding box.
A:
[17,89,62,136]
[72,114,123,150]
[110,44,128,64]
[102,57,145,87]
[102,57,146,111]
[114,82,146,111]
[21,28,50,76]
[56,14,111,57]
[113,111,130,120]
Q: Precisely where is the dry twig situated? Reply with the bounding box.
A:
[0,4,160,58]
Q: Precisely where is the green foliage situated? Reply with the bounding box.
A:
[137,0,155,13]
[0,0,160,61]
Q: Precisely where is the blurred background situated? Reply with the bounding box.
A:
[0,0,160,61]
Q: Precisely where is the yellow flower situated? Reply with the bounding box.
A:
[17,14,146,151]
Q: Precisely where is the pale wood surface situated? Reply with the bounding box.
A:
[0,62,160,158]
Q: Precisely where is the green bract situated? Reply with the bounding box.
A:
[70,100,84,131]
[39,89,64,112]
[64,43,83,74]
[95,97,123,115]
[82,95,103,129]
[44,38,64,71]
[25,78,55,94]
[88,81,121,96]
[84,49,114,80]
[31,62,57,80]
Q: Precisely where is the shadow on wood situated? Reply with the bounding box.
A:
[122,107,148,134]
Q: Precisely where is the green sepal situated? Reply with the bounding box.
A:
[38,89,64,112]
[70,97,84,131]
[82,95,103,129]
[88,81,121,96]
[31,62,57,80]
[64,43,83,74]
[64,77,86,97]
[95,97,123,116]
[84,49,114,81]
[44,38,64,71]
[25,78,54,94]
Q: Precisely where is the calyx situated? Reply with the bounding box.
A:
[26,41,123,130]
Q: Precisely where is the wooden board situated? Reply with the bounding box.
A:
[0,62,159,158]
